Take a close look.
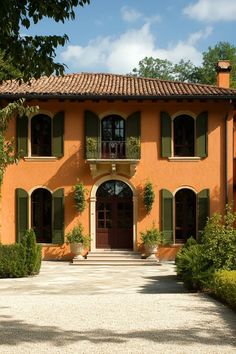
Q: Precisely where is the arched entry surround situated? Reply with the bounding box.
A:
[90,175,137,251]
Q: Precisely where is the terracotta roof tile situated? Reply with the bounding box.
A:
[0,72,236,99]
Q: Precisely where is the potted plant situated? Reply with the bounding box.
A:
[66,223,91,261]
[140,224,162,260]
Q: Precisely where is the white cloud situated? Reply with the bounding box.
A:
[61,24,212,73]
[121,6,142,23]
[184,0,236,22]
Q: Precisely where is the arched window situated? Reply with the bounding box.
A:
[31,188,52,243]
[101,115,125,158]
[175,188,196,242]
[31,114,52,156]
[174,115,194,157]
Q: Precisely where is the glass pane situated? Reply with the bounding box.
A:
[96,180,132,198]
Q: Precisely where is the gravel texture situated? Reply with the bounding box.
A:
[0,261,235,354]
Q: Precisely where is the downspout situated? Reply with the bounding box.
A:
[225,113,228,205]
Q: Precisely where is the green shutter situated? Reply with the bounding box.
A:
[196,111,208,157]
[161,189,173,244]
[52,111,64,157]
[52,188,64,244]
[126,111,141,159]
[161,112,171,157]
[16,188,29,242]
[84,110,100,159]
[197,189,210,238]
[16,115,28,157]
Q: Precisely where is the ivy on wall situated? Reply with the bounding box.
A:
[143,181,155,214]
[73,181,87,213]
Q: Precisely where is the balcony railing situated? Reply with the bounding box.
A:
[86,137,140,160]
[101,141,125,159]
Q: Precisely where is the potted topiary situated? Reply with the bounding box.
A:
[140,224,162,260]
[66,223,91,261]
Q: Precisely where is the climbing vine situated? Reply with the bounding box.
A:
[143,181,155,214]
[73,180,87,213]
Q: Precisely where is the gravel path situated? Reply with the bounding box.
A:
[0,262,235,354]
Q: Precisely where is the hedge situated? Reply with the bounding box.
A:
[209,270,236,310]
[0,244,27,278]
[0,229,42,278]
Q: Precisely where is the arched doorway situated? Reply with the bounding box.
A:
[96,180,133,249]
[175,188,196,242]
[31,188,52,243]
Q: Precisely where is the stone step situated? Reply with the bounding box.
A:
[87,255,142,260]
[71,259,159,266]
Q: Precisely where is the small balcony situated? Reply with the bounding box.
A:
[85,138,140,178]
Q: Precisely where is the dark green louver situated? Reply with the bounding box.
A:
[52,111,64,157]
[52,188,64,244]
[84,110,100,159]
[126,111,141,159]
[196,111,208,157]
[161,112,171,157]
[16,188,29,242]
[197,189,210,238]
[161,189,173,244]
[16,115,28,157]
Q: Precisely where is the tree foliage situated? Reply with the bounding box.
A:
[0,1,90,185]
[0,99,38,183]
[130,42,236,87]
[0,0,90,82]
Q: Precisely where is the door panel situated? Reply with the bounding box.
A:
[96,197,133,249]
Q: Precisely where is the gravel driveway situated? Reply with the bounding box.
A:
[0,261,235,353]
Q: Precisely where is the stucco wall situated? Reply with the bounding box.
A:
[0,99,233,259]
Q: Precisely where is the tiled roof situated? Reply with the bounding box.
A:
[0,72,236,99]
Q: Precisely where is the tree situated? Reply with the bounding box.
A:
[200,42,236,87]
[130,42,236,87]
[131,57,175,80]
[0,1,91,185]
[0,0,90,82]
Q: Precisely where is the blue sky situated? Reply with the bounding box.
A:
[26,0,236,74]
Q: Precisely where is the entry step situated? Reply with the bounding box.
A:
[70,250,160,266]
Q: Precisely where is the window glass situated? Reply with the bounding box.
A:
[31,188,52,243]
[31,114,52,156]
[174,115,194,157]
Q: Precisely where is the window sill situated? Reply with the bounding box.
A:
[38,243,64,247]
[168,157,201,162]
[24,157,59,162]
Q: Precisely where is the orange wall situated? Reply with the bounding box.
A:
[0,99,233,258]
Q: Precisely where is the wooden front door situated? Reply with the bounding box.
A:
[96,180,133,249]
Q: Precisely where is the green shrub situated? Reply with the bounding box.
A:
[66,223,91,247]
[176,243,213,290]
[0,244,27,278]
[209,270,236,310]
[0,229,42,278]
[202,205,236,270]
[33,244,42,275]
[21,229,42,275]
[140,224,162,246]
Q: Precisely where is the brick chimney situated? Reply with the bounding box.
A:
[216,60,231,88]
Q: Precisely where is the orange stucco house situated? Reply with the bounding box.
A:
[0,60,235,261]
